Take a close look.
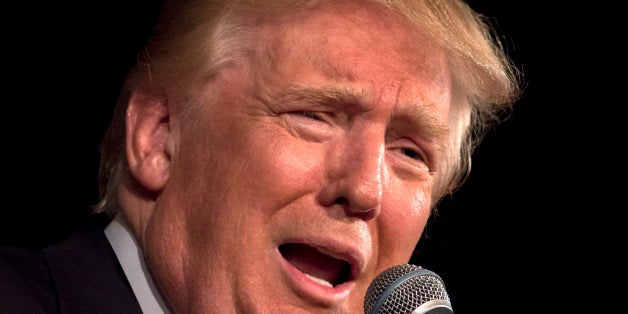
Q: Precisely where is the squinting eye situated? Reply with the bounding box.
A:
[296,111,324,121]
[400,147,422,160]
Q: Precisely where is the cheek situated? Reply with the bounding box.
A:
[169,117,325,234]
[235,128,326,203]
[378,186,431,262]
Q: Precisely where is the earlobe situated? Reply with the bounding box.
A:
[126,90,172,193]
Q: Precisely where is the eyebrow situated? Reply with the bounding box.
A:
[269,85,449,148]
[273,85,367,110]
[392,101,449,154]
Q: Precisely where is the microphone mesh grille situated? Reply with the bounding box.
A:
[363,264,451,314]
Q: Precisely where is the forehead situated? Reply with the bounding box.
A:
[255,1,451,103]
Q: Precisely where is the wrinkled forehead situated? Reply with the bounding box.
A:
[259,1,449,84]
[251,1,452,113]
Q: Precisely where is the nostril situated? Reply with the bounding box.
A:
[333,196,379,219]
[333,196,349,206]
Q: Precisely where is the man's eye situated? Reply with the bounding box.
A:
[400,147,423,161]
[295,111,324,121]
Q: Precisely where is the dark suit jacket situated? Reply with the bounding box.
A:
[0,214,143,314]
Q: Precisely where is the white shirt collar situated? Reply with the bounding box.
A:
[104,214,171,314]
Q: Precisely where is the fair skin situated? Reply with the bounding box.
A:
[121,2,453,313]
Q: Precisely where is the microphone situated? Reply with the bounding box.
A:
[363,264,453,314]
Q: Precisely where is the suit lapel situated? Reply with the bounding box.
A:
[43,215,143,313]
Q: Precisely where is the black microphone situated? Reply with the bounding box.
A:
[363,264,453,314]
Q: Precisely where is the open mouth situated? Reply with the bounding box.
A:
[279,243,352,287]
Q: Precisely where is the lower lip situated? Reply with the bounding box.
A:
[278,249,354,304]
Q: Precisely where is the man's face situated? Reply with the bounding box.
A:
[143,2,452,313]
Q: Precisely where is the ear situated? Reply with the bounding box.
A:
[125,90,172,193]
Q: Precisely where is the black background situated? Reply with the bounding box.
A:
[2,1,597,313]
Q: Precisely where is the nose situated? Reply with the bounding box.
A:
[318,129,387,219]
